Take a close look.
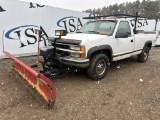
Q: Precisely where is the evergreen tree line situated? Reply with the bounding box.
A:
[84,0,160,19]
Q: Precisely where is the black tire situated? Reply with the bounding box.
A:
[87,54,109,80]
[138,47,150,62]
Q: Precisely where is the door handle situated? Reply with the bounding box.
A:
[131,40,133,42]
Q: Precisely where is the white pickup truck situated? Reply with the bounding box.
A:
[41,17,157,80]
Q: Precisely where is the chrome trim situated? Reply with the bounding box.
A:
[56,47,84,54]
[56,43,80,46]
[40,46,54,51]
[60,56,89,63]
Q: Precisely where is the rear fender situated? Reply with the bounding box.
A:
[144,41,152,50]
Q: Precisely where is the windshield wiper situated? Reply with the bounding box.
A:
[88,31,99,34]
[76,31,83,33]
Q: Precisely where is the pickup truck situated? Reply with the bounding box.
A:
[40,17,156,80]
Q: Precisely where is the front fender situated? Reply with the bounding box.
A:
[87,45,113,59]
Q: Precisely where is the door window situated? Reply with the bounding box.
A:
[117,21,131,36]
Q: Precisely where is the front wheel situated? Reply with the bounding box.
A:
[138,47,150,62]
[87,54,109,80]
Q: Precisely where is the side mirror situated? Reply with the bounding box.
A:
[115,32,128,38]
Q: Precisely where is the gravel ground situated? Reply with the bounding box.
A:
[0,47,160,120]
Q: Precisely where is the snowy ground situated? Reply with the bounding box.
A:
[0,47,160,120]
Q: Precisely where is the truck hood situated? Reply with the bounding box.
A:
[62,33,109,44]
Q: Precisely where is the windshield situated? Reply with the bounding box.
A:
[77,20,117,36]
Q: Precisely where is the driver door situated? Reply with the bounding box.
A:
[113,21,134,60]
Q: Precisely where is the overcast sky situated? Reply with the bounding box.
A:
[19,0,142,11]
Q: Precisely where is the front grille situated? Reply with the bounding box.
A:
[55,38,81,57]
[56,38,81,45]
[56,43,70,57]
[56,43,70,49]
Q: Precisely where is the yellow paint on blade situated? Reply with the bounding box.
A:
[15,68,48,102]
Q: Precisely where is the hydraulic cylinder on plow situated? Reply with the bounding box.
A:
[2,30,56,109]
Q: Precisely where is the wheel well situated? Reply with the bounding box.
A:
[145,43,152,49]
[90,50,112,62]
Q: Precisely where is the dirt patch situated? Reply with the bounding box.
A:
[0,47,160,120]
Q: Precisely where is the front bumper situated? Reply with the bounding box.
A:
[60,56,89,68]
[40,46,89,68]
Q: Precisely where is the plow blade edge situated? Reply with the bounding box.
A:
[4,51,56,108]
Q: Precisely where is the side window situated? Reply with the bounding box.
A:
[117,21,131,36]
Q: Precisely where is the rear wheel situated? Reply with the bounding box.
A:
[138,46,150,62]
[87,54,109,80]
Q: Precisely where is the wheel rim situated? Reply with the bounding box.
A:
[96,59,106,76]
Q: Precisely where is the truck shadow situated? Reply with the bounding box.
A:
[53,56,140,83]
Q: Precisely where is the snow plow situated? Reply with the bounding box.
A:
[2,30,56,109]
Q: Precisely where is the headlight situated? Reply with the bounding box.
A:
[70,45,81,51]
[70,53,86,58]
[48,40,52,46]
[70,53,81,58]
[69,46,86,58]
[69,46,86,51]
